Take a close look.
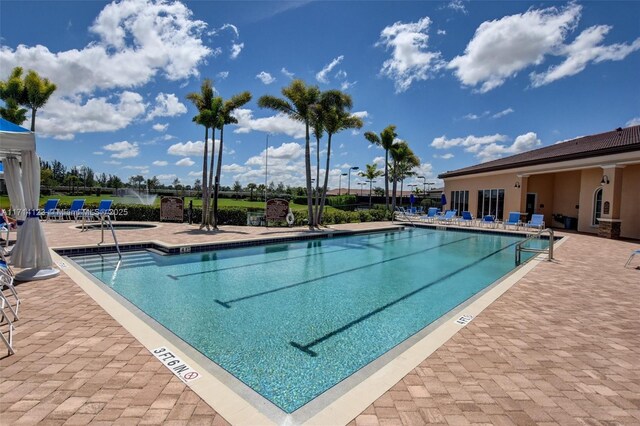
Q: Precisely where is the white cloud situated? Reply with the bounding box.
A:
[229,142,309,186]
[437,29,446,35]
[152,123,168,132]
[0,0,211,97]
[376,17,445,93]
[372,156,385,166]
[230,42,244,59]
[152,160,168,166]
[217,71,229,79]
[167,139,221,157]
[434,153,454,159]
[220,23,239,38]
[626,117,640,127]
[222,164,248,173]
[36,91,145,140]
[316,55,344,84]
[447,0,467,14]
[256,71,276,85]
[104,160,121,165]
[530,25,640,87]
[93,151,104,155]
[475,132,542,162]
[103,140,140,159]
[492,108,514,118]
[145,93,187,121]
[156,174,177,181]
[281,67,295,79]
[188,171,202,177]
[448,4,584,92]
[341,80,357,91]
[231,108,305,138]
[176,157,195,167]
[431,133,508,149]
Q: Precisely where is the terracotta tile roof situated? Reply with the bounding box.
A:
[439,125,640,178]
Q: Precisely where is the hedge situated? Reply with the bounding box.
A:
[52,203,393,226]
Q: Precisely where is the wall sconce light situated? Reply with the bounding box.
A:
[600,175,610,185]
[514,181,521,188]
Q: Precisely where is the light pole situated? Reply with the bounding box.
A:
[338,172,347,195]
[347,166,359,195]
[358,182,366,196]
[366,180,376,207]
[264,134,269,204]
[417,175,426,194]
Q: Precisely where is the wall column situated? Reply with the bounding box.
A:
[598,166,624,238]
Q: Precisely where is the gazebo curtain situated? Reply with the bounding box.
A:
[10,151,54,269]
[3,157,26,221]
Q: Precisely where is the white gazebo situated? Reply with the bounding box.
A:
[0,117,59,280]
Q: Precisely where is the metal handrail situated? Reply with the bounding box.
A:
[394,208,416,227]
[515,227,554,265]
[96,214,122,259]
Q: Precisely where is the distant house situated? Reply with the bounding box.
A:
[438,125,640,239]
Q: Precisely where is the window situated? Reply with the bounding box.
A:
[450,190,469,214]
[592,187,602,226]
[476,188,505,220]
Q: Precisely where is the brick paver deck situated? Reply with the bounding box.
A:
[1,222,639,425]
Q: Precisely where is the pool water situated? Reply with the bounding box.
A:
[71,228,545,413]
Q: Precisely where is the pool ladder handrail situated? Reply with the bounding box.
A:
[393,208,416,228]
[515,227,554,266]
[99,214,122,259]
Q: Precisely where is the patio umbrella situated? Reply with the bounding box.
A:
[441,193,447,208]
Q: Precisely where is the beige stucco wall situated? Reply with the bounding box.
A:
[620,164,640,239]
[551,171,581,228]
[443,172,521,219]
[527,174,555,226]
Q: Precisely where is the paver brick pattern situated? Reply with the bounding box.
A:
[1,222,639,425]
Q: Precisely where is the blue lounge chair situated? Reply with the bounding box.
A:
[0,211,17,247]
[66,199,85,221]
[524,214,545,230]
[480,215,497,228]
[80,200,115,222]
[40,199,60,221]
[438,209,457,224]
[459,211,474,226]
[419,207,439,223]
[504,212,522,230]
[625,249,640,268]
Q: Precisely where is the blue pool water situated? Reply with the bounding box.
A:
[71,228,545,413]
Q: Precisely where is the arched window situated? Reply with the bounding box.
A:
[592,187,603,226]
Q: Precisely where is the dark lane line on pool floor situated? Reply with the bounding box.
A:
[213,235,474,308]
[166,230,436,280]
[289,240,519,357]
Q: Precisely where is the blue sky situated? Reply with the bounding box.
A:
[1,0,639,189]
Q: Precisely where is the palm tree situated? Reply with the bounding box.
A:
[359,163,384,207]
[389,141,419,211]
[310,102,326,222]
[364,125,397,211]
[0,67,28,125]
[186,79,220,230]
[23,69,56,132]
[247,183,257,201]
[258,80,320,229]
[212,91,252,229]
[316,90,363,225]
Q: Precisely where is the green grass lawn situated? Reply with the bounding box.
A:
[0,194,338,213]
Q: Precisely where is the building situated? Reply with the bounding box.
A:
[438,125,640,239]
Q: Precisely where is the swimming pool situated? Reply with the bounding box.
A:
[69,228,545,414]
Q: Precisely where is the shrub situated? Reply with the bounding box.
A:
[326,195,357,210]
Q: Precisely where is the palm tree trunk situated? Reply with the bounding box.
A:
[30,108,36,132]
[384,150,390,211]
[317,134,332,225]
[207,129,216,228]
[369,181,373,207]
[201,127,209,230]
[400,179,404,207]
[392,174,398,212]
[314,134,321,226]
[305,122,314,229]
[213,126,224,229]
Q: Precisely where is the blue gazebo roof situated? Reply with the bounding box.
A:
[0,118,30,133]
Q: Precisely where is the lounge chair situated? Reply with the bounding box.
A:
[504,212,522,230]
[66,199,85,221]
[624,249,640,268]
[419,207,439,223]
[524,214,545,230]
[438,209,457,224]
[480,215,498,228]
[0,210,18,247]
[40,199,60,221]
[459,211,474,226]
[80,200,114,222]
[0,268,19,321]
